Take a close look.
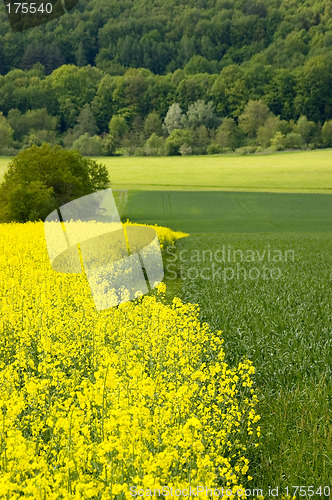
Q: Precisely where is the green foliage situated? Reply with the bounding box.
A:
[184,55,217,75]
[0,68,56,116]
[270,131,287,151]
[7,108,58,147]
[0,144,110,222]
[164,103,187,134]
[0,0,331,79]
[0,181,55,224]
[186,100,218,129]
[295,55,332,122]
[103,134,117,156]
[264,68,296,120]
[239,100,271,138]
[210,65,248,118]
[0,0,331,156]
[74,104,98,138]
[109,115,129,146]
[50,65,103,129]
[22,130,59,149]
[176,77,206,108]
[191,125,210,155]
[72,133,105,156]
[113,69,151,118]
[0,112,14,152]
[91,75,118,133]
[284,132,305,150]
[235,145,258,155]
[143,111,163,139]
[295,116,318,146]
[179,143,193,156]
[321,120,332,147]
[216,117,244,150]
[165,129,192,156]
[63,104,98,149]
[144,133,165,156]
[257,116,283,149]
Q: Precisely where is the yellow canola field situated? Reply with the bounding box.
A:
[0,222,260,499]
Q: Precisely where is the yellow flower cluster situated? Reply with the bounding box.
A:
[0,223,260,499]
[124,221,188,250]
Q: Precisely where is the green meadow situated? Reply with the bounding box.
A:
[123,190,331,233]
[101,149,332,192]
[163,232,332,493]
[1,149,332,192]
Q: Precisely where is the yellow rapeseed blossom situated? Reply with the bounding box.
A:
[0,222,260,499]
[124,221,188,250]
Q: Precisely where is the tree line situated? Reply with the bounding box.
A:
[0,61,331,156]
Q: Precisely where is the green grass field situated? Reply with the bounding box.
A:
[1,149,332,192]
[163,233,332,492]
[102,150,332,192]
[123,191,332,233]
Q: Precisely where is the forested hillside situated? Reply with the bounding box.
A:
[1,0,332,75]
[0,0,331,156]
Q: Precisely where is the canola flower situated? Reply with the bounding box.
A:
[0,222,260,499]
[124,222,187,251]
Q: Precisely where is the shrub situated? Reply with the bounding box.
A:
[235,145,257,155]
[207,142,222,154]
[72,133,105,156]
[216,118,244,150]
[165,128,192,156]
[0,143,110,222]
[179,143,192,155]
[285,132,304,149]
[144,133,165,156]
[0,146,18,155]
[295,115,318,145]
[7,108,57,142]
[102,133,116,156]
[270,131,287,151]
[133,146,146,156]
[257,116,283,149]
[22,130,59,148]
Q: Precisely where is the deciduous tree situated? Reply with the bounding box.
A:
[0,144,109,222]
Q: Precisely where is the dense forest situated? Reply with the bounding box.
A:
[1,0,332,75]
[0,0,332,155]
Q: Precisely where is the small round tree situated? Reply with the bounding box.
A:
[0,143,110,222]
